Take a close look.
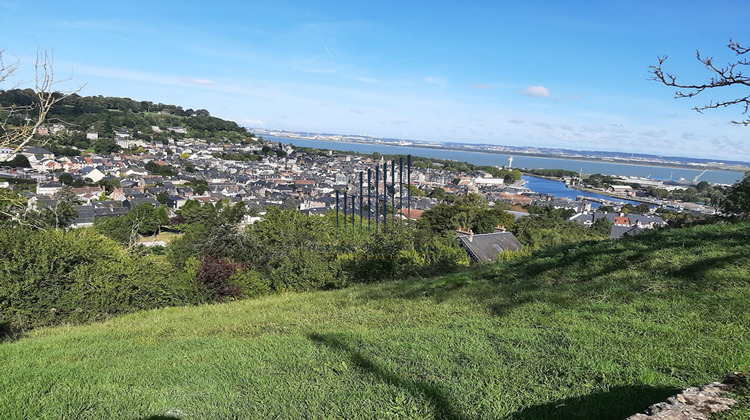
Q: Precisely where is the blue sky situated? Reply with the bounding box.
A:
[2,0,749,161]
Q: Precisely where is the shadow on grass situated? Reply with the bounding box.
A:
[308,332,471,420]
[0,321,22,344]
[356,222,750,320]
[509,385,681,420]
[139,416,181,420]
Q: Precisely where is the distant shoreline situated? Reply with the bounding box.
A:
[267,136,749,174]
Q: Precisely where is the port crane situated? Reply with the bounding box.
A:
[693,169,708,183]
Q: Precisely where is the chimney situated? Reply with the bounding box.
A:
[456,226,474,242]
[455,225,472,237]
[494,225,506,233]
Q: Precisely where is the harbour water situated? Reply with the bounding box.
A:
[522,175,643,208]
[269,136,745,185]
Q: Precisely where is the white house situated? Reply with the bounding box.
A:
[79,167,106,183]
[0,148,14,162]
[474,177,505,186]
[37,182,62,196]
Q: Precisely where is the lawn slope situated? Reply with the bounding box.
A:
[1,222,749,419]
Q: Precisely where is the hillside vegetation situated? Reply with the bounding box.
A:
[1,222,749,419]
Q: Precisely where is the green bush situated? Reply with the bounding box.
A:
[0,228,204,329]
[230,270,272,298]
[343,226,469,282]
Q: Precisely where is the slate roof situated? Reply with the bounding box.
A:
[456,232,523,263]
[610,225,644,239]
[123,197,160,209]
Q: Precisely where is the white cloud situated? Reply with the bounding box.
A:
[182,78,216,86]
[639,129,667,138]
[350,76,379,83]
[521,86,550,98]
[294,66,337,74]
[423,76,447,88]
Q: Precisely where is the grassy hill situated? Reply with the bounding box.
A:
[1,222,749,419]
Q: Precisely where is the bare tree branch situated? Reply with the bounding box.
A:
[649,39,750,125]
[0,49,86,161]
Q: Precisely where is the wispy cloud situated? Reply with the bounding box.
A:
[59,61,269,99]
[639,129,667,138]
[67,63,184,86]
[182,78,216,86]
[472,83,493,90]
[350,76,379,83]
[350,108,364,114]
[243,119,264,126]
[294,66,337,74]
[423,76,447,88]
[309,21,334,59]
[532,121,553,129]
[521,85,550,98]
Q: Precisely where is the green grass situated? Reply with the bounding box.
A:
[1,222,749,419]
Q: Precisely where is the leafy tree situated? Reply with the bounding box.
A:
[93,216,133,245]
[502,170,522,184]
[129,203,162,236]
[511,207,607,249]
[221,201,247,224]
[635,203,651,214]
[527,169,578,177]
[94,203,166,246]
[145,160,177,176]
[36,185,79,228]
[97,178,120,193]
[644,187,670,200]
[418,194,512,235]
[280,197,297,210]
[0,188,30,227]
[156,191,169,204]
[723,172,750,216]
[405,184,425,197]
[177,200,217,225]
[453,193,488,209]
[0,154,30,168]
[58,172,74,185]
[186,178,209,195]
[93,138,120,154]
[428,187,446,201]
[591,216,613,236]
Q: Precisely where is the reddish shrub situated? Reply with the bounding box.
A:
[195,255,243,300]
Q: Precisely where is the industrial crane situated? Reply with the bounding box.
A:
[693,169,708,183]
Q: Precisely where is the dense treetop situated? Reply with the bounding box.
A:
[0,89,254,147]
